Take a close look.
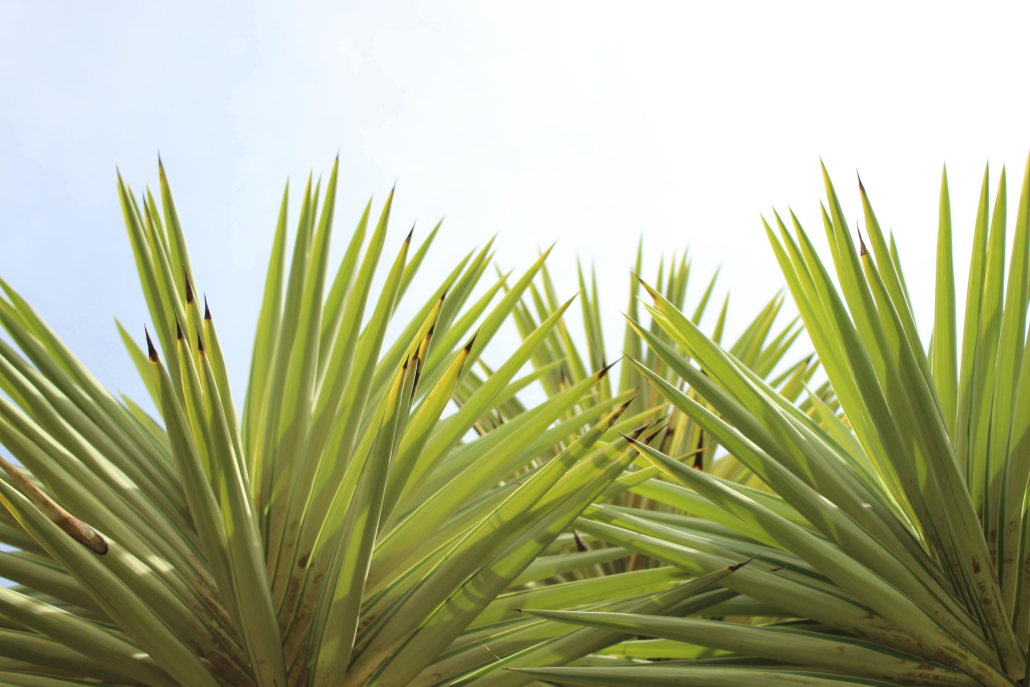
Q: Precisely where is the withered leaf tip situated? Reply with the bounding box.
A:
[0,456,108,555]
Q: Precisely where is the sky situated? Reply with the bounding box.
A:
[2,1,1030,412]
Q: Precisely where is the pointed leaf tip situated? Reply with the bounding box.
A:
[184,268,195,303]
[635,276,660,301]
[642,421,668,444]
[634,417,662,438]
[596,359,617,380]
[616,430,637,444]
[145,327,158,361]
[600,355,625,379]
[463,332,478,354]
[197,329,205,354]
[175,318,184,340]
[728,553,760,571]
[856,222,868,256]
[204,296,211,320]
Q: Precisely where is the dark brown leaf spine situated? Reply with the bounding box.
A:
[728,553,759,571]
[606,396,635,427]
[857,222,869,256]
[642,420,669,445]
[145,327,158,361]
[597,356,621,380]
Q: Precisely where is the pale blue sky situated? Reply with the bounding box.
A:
[2,1,1030,410]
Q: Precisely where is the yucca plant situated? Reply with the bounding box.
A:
[0,151,815,686]
[404,246,810,687]
[521,155,1030,687]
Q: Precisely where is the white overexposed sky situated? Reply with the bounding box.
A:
[2,1,1030,411]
